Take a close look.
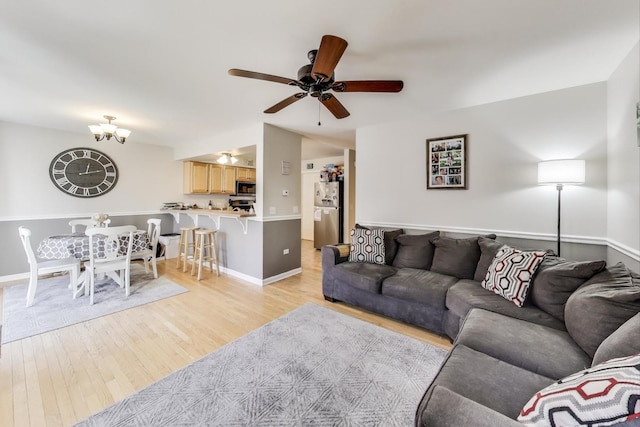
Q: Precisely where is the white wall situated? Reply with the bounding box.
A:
[260,124,302,218]
[0,121,182,219]
[356,83,609,259]
[606,42,640,270]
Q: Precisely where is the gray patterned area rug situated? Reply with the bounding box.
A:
[2,264,187,344]
[75,303,447,427]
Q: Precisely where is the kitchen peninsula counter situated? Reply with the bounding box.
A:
[165,208,255,217]
[165,208,255,233]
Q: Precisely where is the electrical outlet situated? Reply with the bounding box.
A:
[283,248,289,255]
[292,205,299,214]
[269,206,276,215]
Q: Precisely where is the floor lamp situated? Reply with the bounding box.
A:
[537,159,585,257]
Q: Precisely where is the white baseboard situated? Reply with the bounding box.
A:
[219,265,302,286]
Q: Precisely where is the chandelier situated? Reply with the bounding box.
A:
[217,153,238,164]
[88,115,131,144]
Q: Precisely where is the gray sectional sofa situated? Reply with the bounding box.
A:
[321,230,640,425]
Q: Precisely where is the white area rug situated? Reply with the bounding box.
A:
[2,264,188,344]
[75,303,447,426]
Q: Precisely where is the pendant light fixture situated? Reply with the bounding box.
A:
[88,115,131,144]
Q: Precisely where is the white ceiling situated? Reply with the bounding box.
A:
[1,1,638,160]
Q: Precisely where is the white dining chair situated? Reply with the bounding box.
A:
[18,226,81,307]
[85,225,136,305]
[130,219,161,279]
[69,218,111,233]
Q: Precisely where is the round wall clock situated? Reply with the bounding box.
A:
[49,147,118,198]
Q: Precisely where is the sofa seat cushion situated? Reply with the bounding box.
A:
[456,309,591,379]
[446,280,565,331]
[331,262,398,294]
[381,268,458,307]
[417,386,522,427]
[426,344,555,419]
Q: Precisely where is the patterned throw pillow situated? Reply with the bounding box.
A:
[481,245,546,307]
[348,228,385,265]
[518,354,640,426]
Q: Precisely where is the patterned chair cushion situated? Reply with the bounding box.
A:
[481,246,547,307]
[348,228,385,265]
[518,354,640,426]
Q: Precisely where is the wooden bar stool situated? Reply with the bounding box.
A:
[191,229,220,280]
[176,226,199,272]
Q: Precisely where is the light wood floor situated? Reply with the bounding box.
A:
[0,240,451,427]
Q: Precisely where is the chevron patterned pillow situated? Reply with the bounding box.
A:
[481,245,547,307]
[518,353,640,426]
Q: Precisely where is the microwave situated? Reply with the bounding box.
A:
[236,181,256,196]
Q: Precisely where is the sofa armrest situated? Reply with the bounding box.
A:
[416,386,521,427]
[321,245,350,268]
[321,245,350,301]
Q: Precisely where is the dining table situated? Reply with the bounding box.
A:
[37,230,150,298]
[38,230,149,260]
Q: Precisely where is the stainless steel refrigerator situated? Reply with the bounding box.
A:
[313,181,344,249]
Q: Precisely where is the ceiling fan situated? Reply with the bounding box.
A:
[228,35,403,122]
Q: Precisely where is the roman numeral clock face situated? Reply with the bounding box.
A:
[49,148,118,198]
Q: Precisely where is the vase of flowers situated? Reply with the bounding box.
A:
[92,213,110,226]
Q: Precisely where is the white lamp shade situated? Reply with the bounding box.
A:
[217,154,229,164]
[100,123,117,134]
[230,156,238,164]
[115,128,131,139]
[88,125,104,136]
[538,159,585,185]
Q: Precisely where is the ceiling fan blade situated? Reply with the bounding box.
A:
[320,94,350,119]
[264,93,308,114]
[332,80,404,93]
[228,69,298,86]
[311,35,348,82]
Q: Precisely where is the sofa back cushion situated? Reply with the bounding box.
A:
[592,313,640,366]
[392,231,440,270]
[564,263,640,358]
[473,237,506,281]
[355,224,403,265]
[530,257,606,321]
[431,234,496,280]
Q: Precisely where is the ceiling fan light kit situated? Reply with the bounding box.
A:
[88,115,131,144]
[228,35,403,122]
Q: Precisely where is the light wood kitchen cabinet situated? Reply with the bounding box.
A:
[183,161,210,194]
[184,161,236,194]
[236,167,256,181]
[210,164,236,194]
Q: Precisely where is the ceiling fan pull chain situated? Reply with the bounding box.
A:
[318,99,321,126]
